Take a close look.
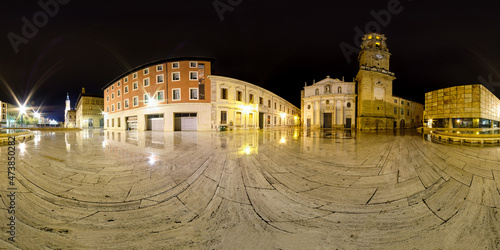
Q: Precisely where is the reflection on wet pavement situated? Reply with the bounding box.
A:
[1,128,500,249]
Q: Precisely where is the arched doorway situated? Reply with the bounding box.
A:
[88,118,94,128]
[400,119,405,129]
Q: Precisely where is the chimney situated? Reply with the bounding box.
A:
[82,88,86,94]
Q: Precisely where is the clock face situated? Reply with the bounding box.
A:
[375,54,384,60]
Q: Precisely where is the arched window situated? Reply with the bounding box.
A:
[315,89,319,95]
[325,85,330,93]
[338,87,342,94]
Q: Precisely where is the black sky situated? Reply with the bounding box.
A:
[1,0,500,121]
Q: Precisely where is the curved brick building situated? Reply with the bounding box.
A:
[102,57,300,131]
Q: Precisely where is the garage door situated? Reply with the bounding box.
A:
[174,113,198,131]
[146,114,164,131]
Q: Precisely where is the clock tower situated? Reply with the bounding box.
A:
[356,33,396,130]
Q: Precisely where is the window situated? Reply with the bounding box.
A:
[338,87,342,93]
[268,115,271,125]
[133,72,137,79]
[249,94,254,104]
[237,91,242,102]
[111,104,115,112]
[107,107,109,113]
[125,77,128,83]
[347,102,351,108]
[221,111,227,124]
[190,61,197,68]
[172,62,179,69]
[124,99,129,109]
[190,71,198,80]
[144,68,149,75]
[407,110,410,116]
[133,82,138,90]
[401,101,404,105]
[157,65,163,71]
[401,109,404,115]
[407,102,410,106]
[249,113,254,125]
[144,78,150,87]
[274,102,277,110]
[112,85,114,90]
[394,107,397,114]
[117,102,121,110]
[144,94,150,104]
[124,86,129,94]
[221,88,228,100]
[117,81,121,87]
[172,72,180,81]
[117,90,121,97]
[394,99,397,103]
[107,88,109,93]
[107,96,109,102]
[111,93,115,100]
[280,104,282,111]
[268,100,271,108]
[190,88,198,100]
[236,112,242,125]
[133,96,139,107]
[157,74,164,84]
[260,97,264,105]
[156,91,165,101]
[173,89,180,101]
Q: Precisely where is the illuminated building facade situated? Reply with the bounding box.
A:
[424,84,500,128]
[75,88,104,128]
[302,77,356,129]
[102,57,300,131]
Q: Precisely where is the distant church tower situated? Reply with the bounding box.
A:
[356,33,396,130]
[65,93,70,122]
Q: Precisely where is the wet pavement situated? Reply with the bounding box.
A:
[1,128,500,249]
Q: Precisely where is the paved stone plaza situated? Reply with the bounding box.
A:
[1,129,500,249]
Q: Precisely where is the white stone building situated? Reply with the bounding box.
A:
[301,76,357,129]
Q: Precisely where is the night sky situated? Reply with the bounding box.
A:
[1,0,500,121]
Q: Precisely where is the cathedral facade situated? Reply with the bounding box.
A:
[302,33,424,130]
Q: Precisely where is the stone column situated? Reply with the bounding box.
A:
[449,118,453,129]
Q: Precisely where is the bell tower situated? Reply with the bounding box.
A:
[356,33,396,130]
[65,93,70,118]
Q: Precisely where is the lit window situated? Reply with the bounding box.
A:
[157,74,164,84]
[190,88,198,100]
[133,82,138,90]
[157,65,163,71]
[260,97,264,105]
[144,68,149,75]
[173,89,180,101]
[190,62,197,68]
[249,94,254,104]
[172,62,179,69]
[172,72,180,81]
[190,71,198,80]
